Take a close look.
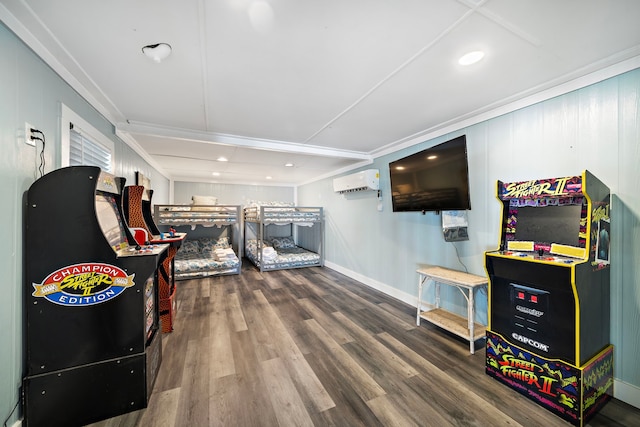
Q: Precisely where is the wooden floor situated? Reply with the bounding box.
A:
[89,263,640,427]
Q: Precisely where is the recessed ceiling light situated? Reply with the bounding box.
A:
[217,157,228,162]
[458,50,485,66]
[395,166,405,170]
[212,172,220,176]
[427,155,438,160]
[142,43,172,63]
[266,176,272,180]
[284,163,294,167]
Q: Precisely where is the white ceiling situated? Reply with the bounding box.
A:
[2,0,640,185]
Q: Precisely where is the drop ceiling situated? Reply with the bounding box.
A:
[2,0,640,185]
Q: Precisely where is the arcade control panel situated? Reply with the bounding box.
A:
[116,244,169,258]
[491,250,581,266]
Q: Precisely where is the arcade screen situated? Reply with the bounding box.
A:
[514,204,583,247]
[96,191,129,251]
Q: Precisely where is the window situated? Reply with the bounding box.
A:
[69,127,112,170]
[61,103,114,172]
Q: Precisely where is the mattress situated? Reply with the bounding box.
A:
[243,205,322,224]
[174,253,240,279]
[245,239,321,270]
[174,236,240,279]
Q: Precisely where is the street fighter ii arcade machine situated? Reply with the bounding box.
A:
[485,170,613,426]
[23,166,168,427]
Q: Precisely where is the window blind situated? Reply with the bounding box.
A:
[69,126,112,171]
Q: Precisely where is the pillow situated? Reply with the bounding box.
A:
[270,236,296,249]
[199,237,230,253]
[192,195,217,205]
[179,240,200,254]
[214,236,230,249]
[245,239,258,250]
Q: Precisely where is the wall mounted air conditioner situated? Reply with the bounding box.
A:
[333,169,380,194]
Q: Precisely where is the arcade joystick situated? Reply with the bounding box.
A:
[537,248,544,257]
[135,244,142,251]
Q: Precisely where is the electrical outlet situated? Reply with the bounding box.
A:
[25,122,36,146]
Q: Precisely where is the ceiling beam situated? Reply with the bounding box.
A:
[118,121,372,160]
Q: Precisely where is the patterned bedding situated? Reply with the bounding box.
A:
[243,204,322,225]
[174,237,240,279]
[245,239,321,271]
[154,205,239,227]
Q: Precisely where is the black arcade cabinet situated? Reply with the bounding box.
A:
[23,166,168,427]
[485,170,613,426]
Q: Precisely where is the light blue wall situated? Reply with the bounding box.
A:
[173,181,294,205]
[298,68,640,407]
[0,22,168,425]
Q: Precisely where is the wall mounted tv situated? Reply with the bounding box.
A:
[389,135,471,213]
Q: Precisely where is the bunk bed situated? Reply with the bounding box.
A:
[243,203,324,272]
[154,204,242,279]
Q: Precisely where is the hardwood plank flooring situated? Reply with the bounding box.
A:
[88,263,640,427]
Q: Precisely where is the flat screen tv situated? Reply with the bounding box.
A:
[389,135,471,213]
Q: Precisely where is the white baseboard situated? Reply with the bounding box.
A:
[324,260,417,308]
[323,262,640,410]
[614,379,640,409]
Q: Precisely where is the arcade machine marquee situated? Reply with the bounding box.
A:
[484,170,612,426]
[23,166,168,427]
